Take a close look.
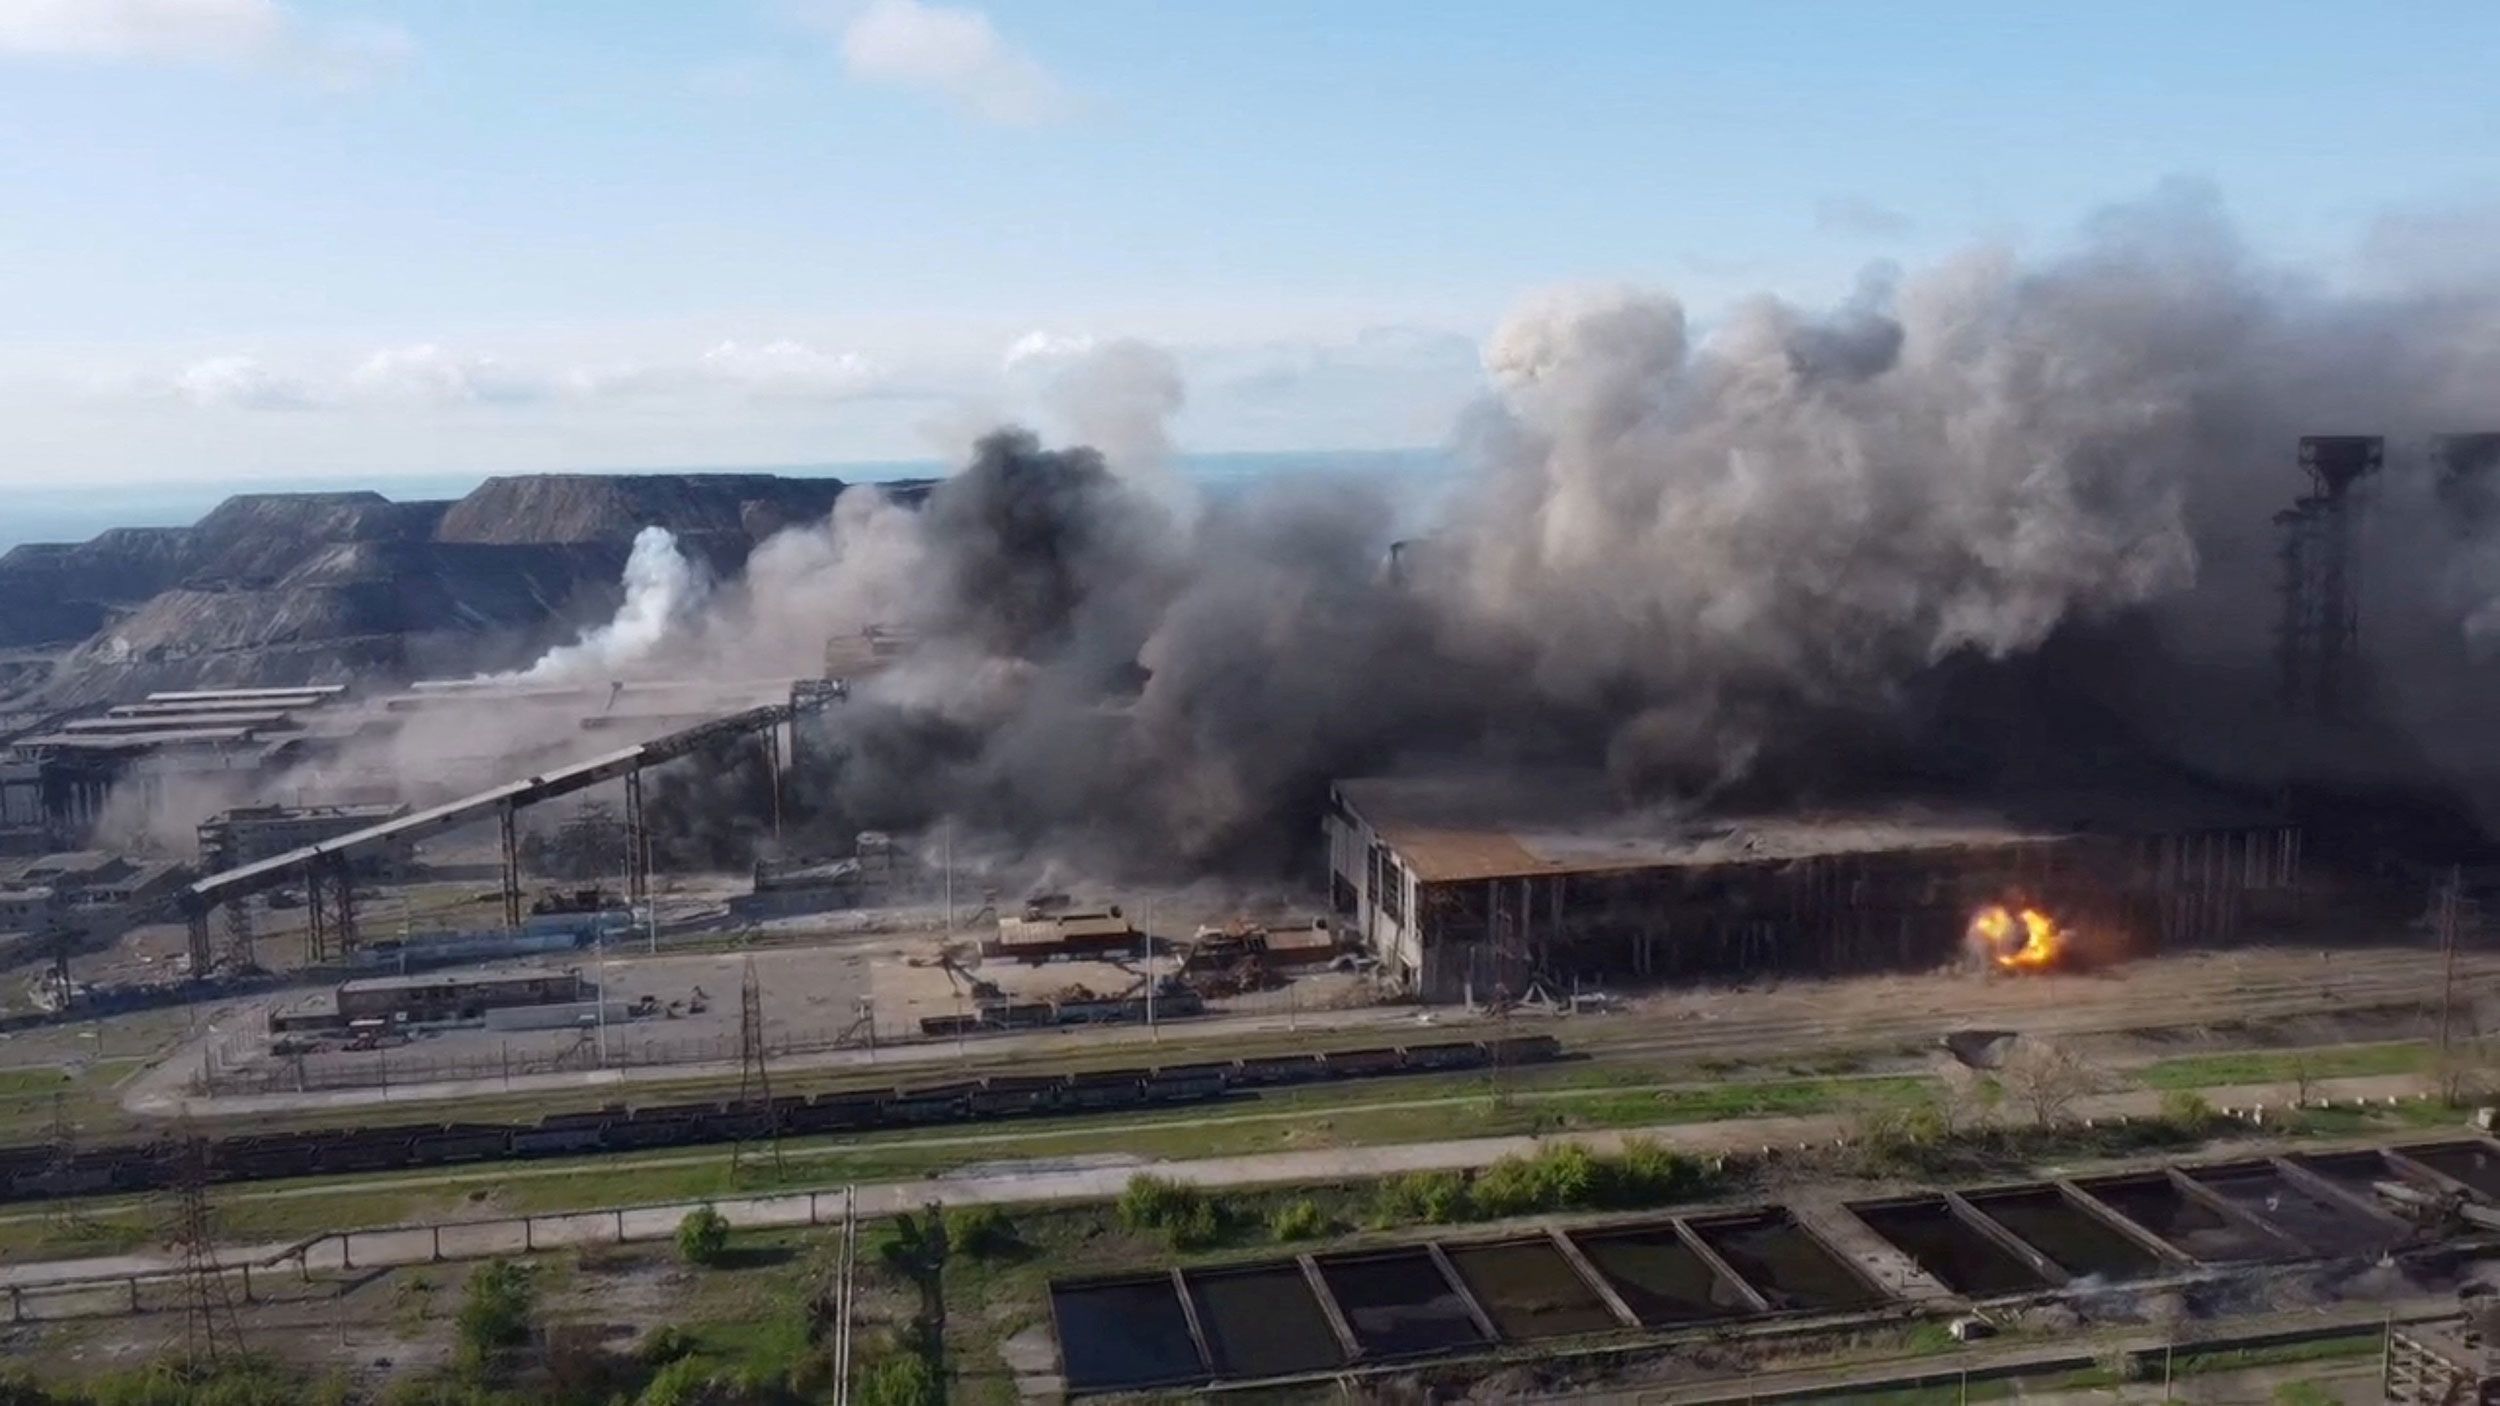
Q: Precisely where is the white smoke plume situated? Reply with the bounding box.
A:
[505,525,709,683]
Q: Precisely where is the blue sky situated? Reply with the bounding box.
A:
[0,0,2494,485]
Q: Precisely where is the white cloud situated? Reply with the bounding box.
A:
[171,354,315,410]
[830,0,1067,125]
[572,339,886,402]
[1001,329,1095,371]
[0,0,412,86]
[351,344,543,406]
[697,339,880,397]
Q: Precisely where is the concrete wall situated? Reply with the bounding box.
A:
[1322,790,1420,989]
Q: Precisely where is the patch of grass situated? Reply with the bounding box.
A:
[2287,1098,2467,1136]
[2173,1332,2380,1376]
[945,1204,1018,1260]
[2136,1041,2427,1090]
[0,1065,73,1096]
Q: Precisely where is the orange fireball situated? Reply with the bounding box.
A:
[1968,903,2067,972]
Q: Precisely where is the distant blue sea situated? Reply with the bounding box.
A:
[0,449,1457,553]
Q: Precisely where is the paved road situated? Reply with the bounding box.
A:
[2,1070,2447,1294]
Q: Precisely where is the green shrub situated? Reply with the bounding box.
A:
[1169,1196,1223,1248]
[1374,1170,1471,1225]
[1472,1143,1601,1217]
[633,1357,718,1406]
[676,1205,731,1266]
[1604,1137,1708,1205]
[855,1350,944,1406]
[454,1259,536,1368]
[637,1324,699,1367]
[945,1204,1018,1259]
[1118,1173,1225,1247]
[1117,1174,1199,1230]
[1271,1198,1330,1241]
[2160,1089,2217,1132]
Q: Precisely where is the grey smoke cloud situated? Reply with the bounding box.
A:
[381,186,2500,875]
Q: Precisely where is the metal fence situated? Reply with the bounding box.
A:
[5,1185,861,1326]
[196,978,1388,1096]
[197,1026,879,1096]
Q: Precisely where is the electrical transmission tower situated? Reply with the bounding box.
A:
[224,897,255,972]
[733,956,782,1175]
[43,1091,84,1239]
[2274,434,2383,719]
[163,1131,241,1372]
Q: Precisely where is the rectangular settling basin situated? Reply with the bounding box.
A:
[1443,1238,1621,1341]
[1690,1211,1886,1312]
[2183,1161,2391,1256]
[2396,1141,2500,1200]
[2293,1149,2407,1204]
[1569,1224,1753,1326]
[1315,1249,1489,1359]
[2076,1175,2281,1263]
[1852,1198,2050,1297]
[1050,1276,1207,1394]
[1963,1186,2161,1282]
[1184,1263,1345,1380]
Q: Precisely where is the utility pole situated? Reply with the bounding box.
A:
[2436,865,2468,1058]
[1490,982,1513,1114]
[1142,901,1156,1042]
[594,937,609,1068]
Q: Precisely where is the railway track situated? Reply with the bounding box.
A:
[1567,946,2489,1066]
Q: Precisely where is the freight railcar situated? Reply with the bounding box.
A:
[0,1033,1565,1204]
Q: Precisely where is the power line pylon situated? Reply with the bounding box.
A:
[163,1130,241,1374]
[43,1090,89,1240]
[733,956,782,1176]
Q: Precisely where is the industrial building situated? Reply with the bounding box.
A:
[0,851,189,912]
[267,969,590,1033]
[1325,770,2300,1001]
[0,886,55,934]
[199,802,412,875]
[1,686,361,852]
[0,761,45,855]
[2386,1317,2500,1404]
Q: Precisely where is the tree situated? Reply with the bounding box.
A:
[676,1206,731,1267]
[1998,1039,2104,1129]
[453,1260,536,1371]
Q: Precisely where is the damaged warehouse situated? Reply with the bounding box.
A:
[1326,771,2302,1001]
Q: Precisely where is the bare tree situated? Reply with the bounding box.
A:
[1999,1039,2105,1129]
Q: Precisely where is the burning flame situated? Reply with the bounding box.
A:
[1968,903,2067,972]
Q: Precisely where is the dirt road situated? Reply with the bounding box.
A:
[125,942,2491,1122]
